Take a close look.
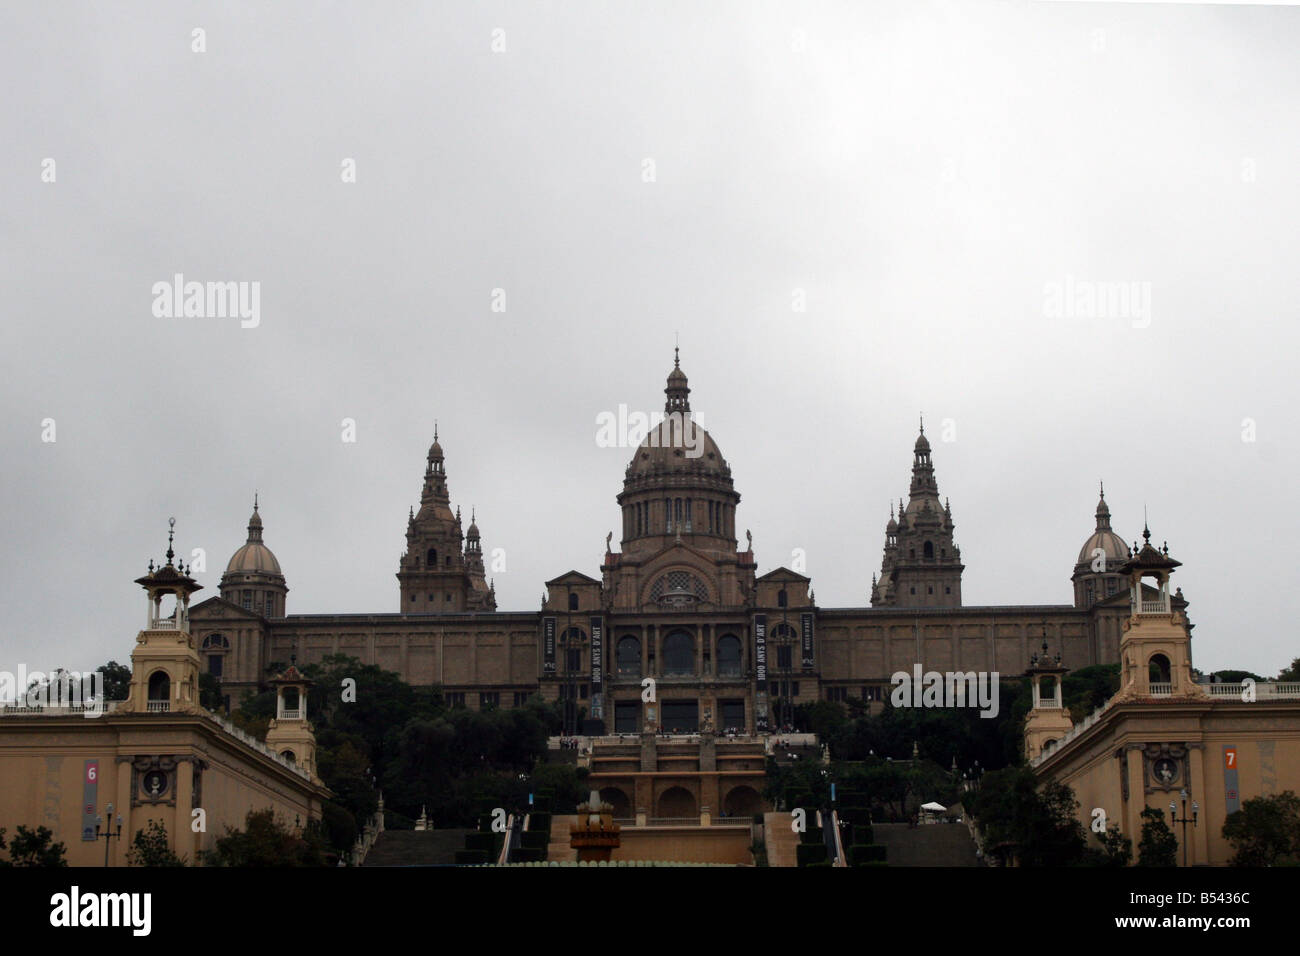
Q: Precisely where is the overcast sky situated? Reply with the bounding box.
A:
[2,1,1297,678]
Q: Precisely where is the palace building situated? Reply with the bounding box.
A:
[192,352,1173,742]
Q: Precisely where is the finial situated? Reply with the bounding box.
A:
[166,517,176,565]
[889,501,894,519]
[456,505,461,522]
[148,559,154,573]
[254,491,259,513]
[471,506,476,523]
[919,413,924,435]
[434,420,438,442]
[1099,480,1105,499]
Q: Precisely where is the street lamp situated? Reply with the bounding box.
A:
[1169,788,1199,867]
[94,804,123,867]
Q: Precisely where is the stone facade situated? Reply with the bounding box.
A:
[192,355,1180,733]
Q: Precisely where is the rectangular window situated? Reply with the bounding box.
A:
[241,590,251,610]
[207,655,223,677]
[579,683,588,700]
[447,692,466,708]
[566,648,582,672]
[777,646,793,670]
[513,691,530,708]
[720,699,745,732]
[479,691,500,709]
[826,687,847,702]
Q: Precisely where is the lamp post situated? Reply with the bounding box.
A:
[94,804,123,867]
[1169,788,1199,867]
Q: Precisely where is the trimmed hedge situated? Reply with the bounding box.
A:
[512,847,544,863]
[849,844,887,866]
[455,849,489,865]
[797,843,828,867]
[529,813,552,835]
[798,826,824,845]
[465,832,496,853]
[521,830,549,850]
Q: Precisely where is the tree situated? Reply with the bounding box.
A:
[1137,806,1178,867]
[965,767,1086,866]
[126,819,186,866]
[1087,823,1133,867]
[199,672,224,712]
[5,825,68,866]
[1278,658,1300,683]
[201,809,326,867]
[95,661,132,701]
[1222,791,1300,867]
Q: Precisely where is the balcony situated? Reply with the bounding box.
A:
[146,700,171,713]
[1138,600,1170,615]
[1148,682,1173,696]
[279,708,301,720]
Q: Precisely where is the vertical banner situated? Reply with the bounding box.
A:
[81,759,98,841]
[754,613,768,732]
[1224,745,1240,815]
[542,616,556,675]
[589,615,604,721]
[800,612,815,669]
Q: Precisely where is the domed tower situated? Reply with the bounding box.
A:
[616,349,741,557]
[872,421,963,607]
[220,495,288,617]
[1072,483,1129,608]
[462,509,496,611]
[397,426,495,612]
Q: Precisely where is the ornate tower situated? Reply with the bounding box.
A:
[1113,527,1203,701]
[872,421,963,607]
[264,663,322,783]
[1022,639,1074,761]
[122,519,204,715]
[1071,483,1129,608]
[220,495,288,617]
[397,427,495,612]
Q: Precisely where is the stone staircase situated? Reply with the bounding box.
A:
[360,829,471,867]
[763,812,801,867]
[545,815,578,864]
[871,822,980,867]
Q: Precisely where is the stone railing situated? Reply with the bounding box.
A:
[1148,682,1173,696]
[347,807,386,866]
[1205,681,1300,700]
[146,700,171,713]
[1031,702,1109,767]
[0,701,120,716]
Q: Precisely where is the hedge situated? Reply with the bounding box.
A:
[796,843,828,867]
[849,844,887,866]
[455,849,489,865]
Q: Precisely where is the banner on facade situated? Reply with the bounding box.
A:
[801,611,815,669]
[754,613,768,732]
[542,616,556,675]
[590,614,604,719]
[81,759,98,841]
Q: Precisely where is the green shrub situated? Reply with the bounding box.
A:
[465,832,495,853]
[849,844,887,866]
[521,830,549,850]
[529,813,552,834]
[455,849,488,865]
[797,843,828,867]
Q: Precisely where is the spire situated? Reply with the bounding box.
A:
[1094,481,1112,531]
[665,348,690,413]
[165,517,176,566]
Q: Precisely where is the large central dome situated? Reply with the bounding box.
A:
[616,352,740,551]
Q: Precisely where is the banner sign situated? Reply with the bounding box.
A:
[800,612,815,669]
[754,614,768,732]
[542,616,556,675]
[81,759,98,841]
[1224,745,1240,815]
[590,615,604,719]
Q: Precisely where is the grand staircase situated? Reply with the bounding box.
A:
[360,829,471,867]
[871,823,980,867]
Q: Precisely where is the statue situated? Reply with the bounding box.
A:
[746,529,752,551]
[606,531,612,554]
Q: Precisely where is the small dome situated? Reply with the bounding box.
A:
[626,419,728,477]
[886,515,898,533]
[914,431,931,454]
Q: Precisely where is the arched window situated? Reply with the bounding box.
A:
[202,634,229,650]
[662,631,695,676]
[1149,654,1172,684]
[280,750,296,764]
[717,635,742,677]
[147,670,170,701]
[924,541,934,559]
[426,547,437,566]
[617,636,641,677]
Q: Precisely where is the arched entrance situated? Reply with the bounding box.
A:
[656,786,697,818]
[599,787,632,819]
[723,785,763,818]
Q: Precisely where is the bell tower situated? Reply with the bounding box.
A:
[1022,639,1074,761]
[264,662,321,782]
[1113,527,1203,701]
[121,518,204,715]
